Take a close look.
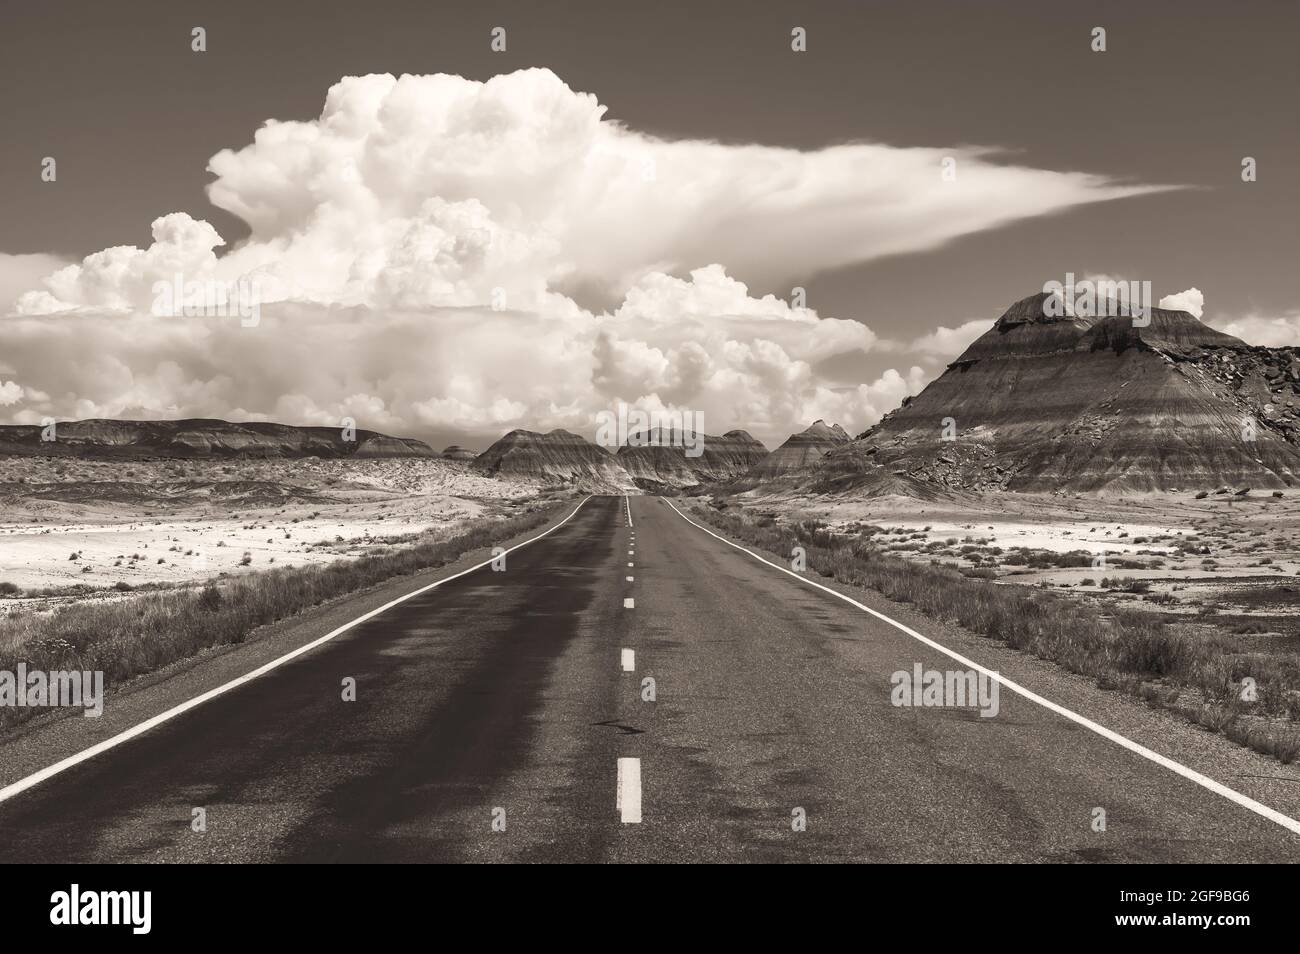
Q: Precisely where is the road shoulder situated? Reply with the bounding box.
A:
[0,496,586,792]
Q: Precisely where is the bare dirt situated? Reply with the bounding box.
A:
[0,456,541,602]
[733,484,1300,649]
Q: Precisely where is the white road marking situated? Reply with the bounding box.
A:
[625,494,633,527]
[663,498,1300,838]
[623,597,635,609]
[621,648,636,672]
[0,497,596,807]
[626,575,634,582]
[628,562,634,567]
[617,757,642,823]
[628,550,634,555]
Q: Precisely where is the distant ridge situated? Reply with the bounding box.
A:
[473,428,634,491]
[0,418,437,459]
[616,428,767,491]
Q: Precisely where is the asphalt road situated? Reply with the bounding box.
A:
[0,493,1297,862]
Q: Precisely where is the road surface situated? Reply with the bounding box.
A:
[0,494,1296,862]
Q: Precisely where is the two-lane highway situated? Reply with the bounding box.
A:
[0,494,1297,862]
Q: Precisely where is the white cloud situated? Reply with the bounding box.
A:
[905,319,990,363]
[0,381,23,406]
[1158,287,1204,318]
[0,253,73,315]
[3,68,1171,446]
[1209,311,1300,347]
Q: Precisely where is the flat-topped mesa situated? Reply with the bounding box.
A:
[0,418,437,459]
[616,428,768,490]
[807,292,1300,495]
[746,419,850,479]
[969,291,1247,363]
[440,445,476,461]
[993,291,1080,330]
[472,427,634,490]
[1083,310,1245,357]
[959,293,1097,362]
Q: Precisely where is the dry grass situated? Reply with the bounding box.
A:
[0,500,569,729]
[694,503,1300,764]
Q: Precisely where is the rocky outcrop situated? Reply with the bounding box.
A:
[616,428,768,490]
[809,292,1300,495]
[473,428,633,491]
[440,445,476,461]
[746,420,849,479]
[0,419,437,459]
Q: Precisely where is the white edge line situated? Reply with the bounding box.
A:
[0,495,594,806]
[663,497,1300,838]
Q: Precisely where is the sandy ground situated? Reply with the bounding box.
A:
[732,485,1300,641]
[0,457,541,600]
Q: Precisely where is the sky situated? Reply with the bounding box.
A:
[2,0,1298,450]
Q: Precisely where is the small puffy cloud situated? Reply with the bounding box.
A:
[801,367,928,436]
[1158,287,1204,318]
[1209,311,1300,347]
[0,381,23,406]
[0,253,73,314]
[594,266,889,438]
[905,319,990,363]
[15,214,226,316]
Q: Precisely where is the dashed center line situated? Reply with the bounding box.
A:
[617,757,642,823]
[618,498,643,825]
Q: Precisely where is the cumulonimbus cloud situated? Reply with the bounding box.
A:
[2,68,1171,446]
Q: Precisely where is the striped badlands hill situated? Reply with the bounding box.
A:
[807,292,1300,495]
[746,420,850,479]
[473,428,634,492]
